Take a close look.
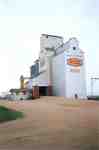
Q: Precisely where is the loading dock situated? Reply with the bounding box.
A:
[39,86,48,96]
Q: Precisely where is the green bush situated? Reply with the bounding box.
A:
[95,97,99,100]
[0,106,23,123]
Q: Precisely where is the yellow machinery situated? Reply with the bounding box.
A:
[20,75,32,89]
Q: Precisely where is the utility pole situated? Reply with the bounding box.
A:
[91,78,93,96]
[91,77,99,96]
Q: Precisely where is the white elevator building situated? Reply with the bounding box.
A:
[29,34,86,99]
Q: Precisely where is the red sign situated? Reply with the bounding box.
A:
[67,58,83,67]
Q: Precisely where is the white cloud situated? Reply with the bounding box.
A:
[0,0,8,8]
[81,0,99,17]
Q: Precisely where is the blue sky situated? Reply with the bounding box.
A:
[0,0,99,95]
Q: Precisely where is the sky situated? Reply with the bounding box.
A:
[0,0,98,95]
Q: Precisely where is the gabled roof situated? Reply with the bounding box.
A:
[41,34,63,39]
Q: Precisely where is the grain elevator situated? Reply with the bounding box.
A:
[27,34,86,99]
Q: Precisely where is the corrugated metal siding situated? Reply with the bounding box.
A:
[65,49,87,99]
[32,71,49,87]
[30,62,39,78]
[52,52,66,97]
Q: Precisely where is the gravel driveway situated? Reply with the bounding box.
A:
[0,97,99,150]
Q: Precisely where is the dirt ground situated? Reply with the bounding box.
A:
[0,97,99,150]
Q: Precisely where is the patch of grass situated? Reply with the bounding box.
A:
[87,96,99,100]
[0,106,24,123]
[63,101,80,107]
[95,97,99,100]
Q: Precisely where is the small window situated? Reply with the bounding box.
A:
[73,47,76,50]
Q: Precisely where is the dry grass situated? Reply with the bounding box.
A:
[62,100,80,107]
